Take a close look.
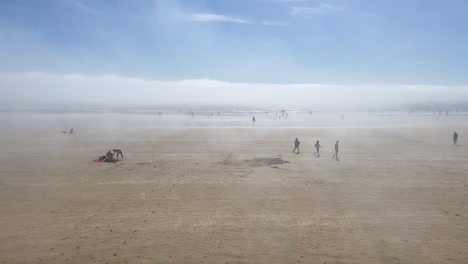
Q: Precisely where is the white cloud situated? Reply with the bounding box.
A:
[291,3,342,16]
[67,0,97,13]
[1,72,468,106]
[261,21,288,26]
[192,13,249,24]
[192,14,287,27]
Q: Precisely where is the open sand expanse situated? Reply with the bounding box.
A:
[1,114,468,264]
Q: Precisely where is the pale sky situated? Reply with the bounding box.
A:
[1,0,468,105]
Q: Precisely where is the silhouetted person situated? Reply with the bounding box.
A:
[105,150,114,162]
[314,140,322,157]
[453,132,458,145]
[252,116,256,124]
[69,128,74,134]
[332,141,339,160]
[292,138,300,154]
[113,149,124,160]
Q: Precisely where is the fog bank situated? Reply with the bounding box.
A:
[1,72,468,106]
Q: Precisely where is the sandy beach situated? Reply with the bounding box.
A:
[0,113,467,264]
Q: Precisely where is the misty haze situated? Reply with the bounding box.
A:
[1,1,468,264]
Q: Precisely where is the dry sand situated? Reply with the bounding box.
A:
[1,122,468,264]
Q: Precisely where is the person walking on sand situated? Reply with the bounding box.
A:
[332,141,339,160]
[292,138,300,154]
[113,149,124,160]
[314,140,322,157]
[453,132,458,145]
[252,116,256,124]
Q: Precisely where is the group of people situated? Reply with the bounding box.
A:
[292,132,460,161]
[91,132,459,164]
[97,149,124,162]
[292,138,340,160]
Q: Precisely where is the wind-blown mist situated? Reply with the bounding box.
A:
[1,72,468,106]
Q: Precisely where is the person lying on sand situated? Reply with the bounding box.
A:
[61,128,74,134]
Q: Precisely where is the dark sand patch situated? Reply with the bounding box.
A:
[244,158,290,167]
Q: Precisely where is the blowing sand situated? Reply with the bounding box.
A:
[1,120,468,263]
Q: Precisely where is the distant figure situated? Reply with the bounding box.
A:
[105,150,114,162]
[69,128,74,134]
[292,138,300,154]
[314,140,322,157]
[332,141,339,160]
[252,116,256,124]
[113,149,124,160]
[453,132,458,145]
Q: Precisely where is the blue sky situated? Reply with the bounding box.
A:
[1,0,468,105]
